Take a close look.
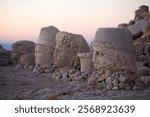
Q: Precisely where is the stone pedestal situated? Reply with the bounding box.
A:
[78,53,93,73]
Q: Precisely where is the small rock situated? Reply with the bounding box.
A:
[125,84,131,90]
[101,81,106,89]
[24,65,28,69]
[75,71,81,76]
[44,69,51,73]
[105,77,112,84]
[119,83,125,89]
[47,94,59,100]
[97,74,107,82]
[137,66,150,76]
[105,70,112,77]
[39,69,45,73]
[15,64,23,69]
[55,74,62,80]
[28,65,34,69]
[33,68,37,73]
[112,87,119,90]
[132,85,142,90]
[112,79,119,87]
[140,76,150,85]
[106,83,113,90]
[87,78,96,86]
[118,75,128,83]
[69,69,76,74]
[134,79,143,86]
[95,83,103,90]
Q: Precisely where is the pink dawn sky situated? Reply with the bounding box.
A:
[0,0,150,44]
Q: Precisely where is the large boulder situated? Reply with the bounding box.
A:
[92,28,136,73]
[12,40,36,65]
[35,26,59,68]
[54,31,90,72]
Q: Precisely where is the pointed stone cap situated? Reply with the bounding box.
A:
[92,28,135,54]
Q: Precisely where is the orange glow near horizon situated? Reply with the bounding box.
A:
[0,0,150,44]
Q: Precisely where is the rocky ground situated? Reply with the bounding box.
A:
[0,65,150,100]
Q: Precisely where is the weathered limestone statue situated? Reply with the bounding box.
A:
[78,53,93,73]
[92,28,136,73]
[35,26,59,68]
[12,40,35,65]
[54,31,90,72]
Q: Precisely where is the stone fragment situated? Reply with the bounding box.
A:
[106,77,113,90]
[95,83,103,90]
[119,83,125,89]
[54,31,90,72]
[112,79,119,87]
[137,66,150,76]
[132,85,142,90]
[112,87,119,90]
[140,76,150,85]
[118,75,128,83]
[87,78,96,86]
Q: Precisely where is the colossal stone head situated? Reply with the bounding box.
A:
[54,31,90,71]
[92,28,136,73]
[12,40,36,65]
[35,26,59,68]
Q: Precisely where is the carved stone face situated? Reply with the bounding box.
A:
[92,48,119,70]
[12,41,35,65]
[92,28,136,73]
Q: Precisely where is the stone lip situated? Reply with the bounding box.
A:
[92,28,135,54]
